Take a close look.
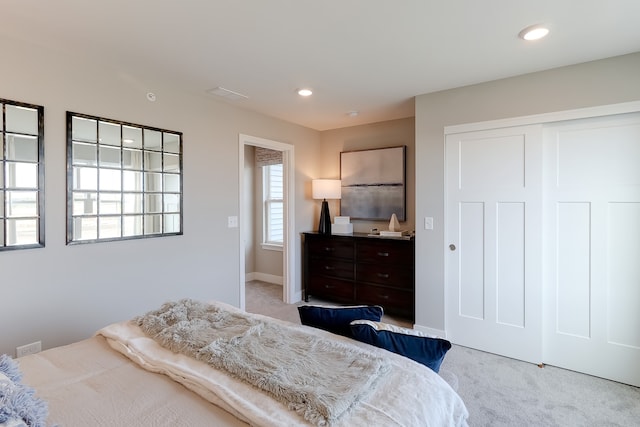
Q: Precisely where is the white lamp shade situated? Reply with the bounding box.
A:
[312,179,341,200]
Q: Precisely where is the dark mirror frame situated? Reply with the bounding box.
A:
[66,111,183,245]
[0,98,45,251]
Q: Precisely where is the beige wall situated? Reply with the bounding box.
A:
[243,145,256,275]
[252,160,284,279]
[243,145,284,281]
[415,52,640,332]
[0,36,321,356]
[319,117,416,233]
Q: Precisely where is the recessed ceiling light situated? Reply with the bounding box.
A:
[348,111,359,117]
[298,88,313,97]
[518,24,549,41]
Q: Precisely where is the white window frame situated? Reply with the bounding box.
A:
[262,163,283,250]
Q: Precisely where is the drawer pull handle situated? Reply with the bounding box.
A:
[324,285,335,289]
[377,273,389,279]
[377,252,390,257]
[323,247,335,252]
[324,266,334,270]
[379,294,390,299]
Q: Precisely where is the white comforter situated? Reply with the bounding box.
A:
[98,303,468,427]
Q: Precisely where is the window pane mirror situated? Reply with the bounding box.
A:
[67,112,183,244]
[1,99,44,251]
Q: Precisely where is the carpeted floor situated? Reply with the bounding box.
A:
[245,280,413,328]
[245,280,640,427]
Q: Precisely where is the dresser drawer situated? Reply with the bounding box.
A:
[310,259,354,280]
[357,240,413,266]
[307,237,354,261]
[356,264,413,289]
[302,232,414,319]
[308,276,355,302]
[356,284,414,315]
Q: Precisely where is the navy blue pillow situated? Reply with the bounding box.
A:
[298,305,384,337]
[350,320,451,373]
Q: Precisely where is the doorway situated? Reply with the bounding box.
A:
[238,134,296,310]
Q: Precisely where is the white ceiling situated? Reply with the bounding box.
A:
[3,1,640,130]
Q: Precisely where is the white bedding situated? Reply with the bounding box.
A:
[97,301,468,427]
[19,301,468,427]
[19,335,247,427]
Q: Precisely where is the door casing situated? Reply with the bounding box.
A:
[238,134,296,309]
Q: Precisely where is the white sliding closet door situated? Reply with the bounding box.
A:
[445,125,543,364]
[543,113,640,387]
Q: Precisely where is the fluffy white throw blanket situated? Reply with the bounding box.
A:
[135,299,390,425]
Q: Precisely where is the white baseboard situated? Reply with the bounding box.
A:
[413,324,447,339]
[245,272,283,286]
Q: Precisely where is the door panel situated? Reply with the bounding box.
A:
[446,125,543,364]
[496,202,525,328]
[459,202,484,320]
[555,202,591,338]
[608,203,640,349]
[544,113,640,387]
[460,134,526,189]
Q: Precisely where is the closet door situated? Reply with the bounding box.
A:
[543,113,640,387]
[445,125,543,363]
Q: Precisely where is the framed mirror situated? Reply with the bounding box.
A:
[67,112,183,244]
[1,99,45,251]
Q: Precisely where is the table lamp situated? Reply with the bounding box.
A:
[312,179,341,234]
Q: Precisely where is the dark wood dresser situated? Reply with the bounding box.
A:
[302,232,415,320]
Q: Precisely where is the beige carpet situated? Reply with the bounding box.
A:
[245,280,412,328]
[245,280,640,427]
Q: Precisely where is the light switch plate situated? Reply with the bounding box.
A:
[424,217,434,230]
[227,216,238,228]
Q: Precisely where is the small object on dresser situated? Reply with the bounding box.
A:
[389,213,401,232]
[334,216,350,225]
[379,230,409,237]
[332,223,353,234]
[332,216,353,234]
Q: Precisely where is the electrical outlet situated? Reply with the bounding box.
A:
[16,341,42,358]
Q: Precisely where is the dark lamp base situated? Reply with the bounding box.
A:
[318,199,331,234]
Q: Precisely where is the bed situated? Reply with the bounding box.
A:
[6,299,468,427]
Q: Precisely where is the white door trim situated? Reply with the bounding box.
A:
[238,134,296,309]
[444,100,640,135]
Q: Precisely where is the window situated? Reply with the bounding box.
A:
[0,99,44,251]
[263,163,283,246]
[67,112,182,244]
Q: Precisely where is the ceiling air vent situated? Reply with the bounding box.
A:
[207,86,248,100]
